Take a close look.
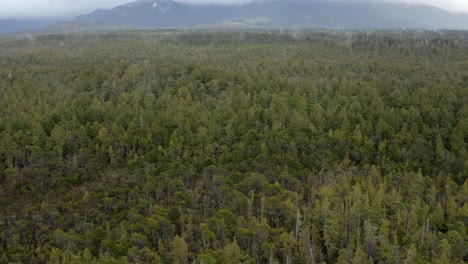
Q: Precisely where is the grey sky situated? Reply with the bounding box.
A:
[1,0,468,18]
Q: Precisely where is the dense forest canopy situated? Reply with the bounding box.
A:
[0,29,467,263]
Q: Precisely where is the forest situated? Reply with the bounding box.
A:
[0,29,467,263]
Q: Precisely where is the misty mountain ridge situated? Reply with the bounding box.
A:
[72,0,468,29]
[0,18,64,34]
[31,0,468,33]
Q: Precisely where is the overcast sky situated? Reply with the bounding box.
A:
[1,0,468,18]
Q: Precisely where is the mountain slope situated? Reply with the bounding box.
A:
[0,18,63,34]
[64,0,468,30]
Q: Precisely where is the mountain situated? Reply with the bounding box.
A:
[72,0,246,28]
[44,0,468,31]
[0,18,63,34]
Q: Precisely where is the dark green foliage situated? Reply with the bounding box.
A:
[0,30,467,263]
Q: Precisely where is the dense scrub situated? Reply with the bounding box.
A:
[0,30,467,263]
